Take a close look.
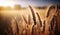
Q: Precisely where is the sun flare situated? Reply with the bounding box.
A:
[0,1,15,8]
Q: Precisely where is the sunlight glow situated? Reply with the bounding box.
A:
[0,1,15,8]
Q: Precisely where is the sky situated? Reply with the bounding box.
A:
[0,0,60,7]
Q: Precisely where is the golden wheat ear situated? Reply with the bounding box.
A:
[22,15,27,24]
[46,6,51,17]
[46,4,58,18]
[36,12,42,27]
[28,5,36,25]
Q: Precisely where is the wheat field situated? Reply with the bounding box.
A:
[0,5,60,35]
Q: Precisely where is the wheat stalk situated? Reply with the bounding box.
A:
[28,14,31,25]
[42,21,45,33]
[14,17,19,35]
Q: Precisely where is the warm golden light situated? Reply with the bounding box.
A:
[0,1,15,8]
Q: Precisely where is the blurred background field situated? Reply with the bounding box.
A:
[0,0,60,35]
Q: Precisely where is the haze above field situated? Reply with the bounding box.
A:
[0,0,60,8]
